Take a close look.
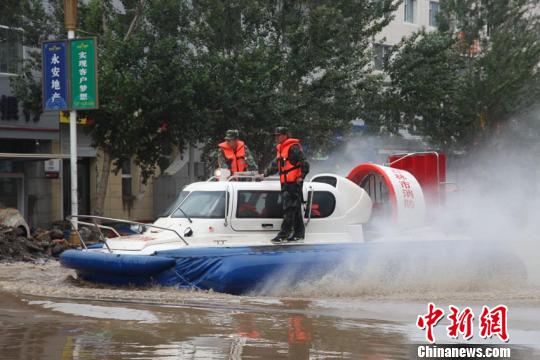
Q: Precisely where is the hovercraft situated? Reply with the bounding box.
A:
[60,153,526,294]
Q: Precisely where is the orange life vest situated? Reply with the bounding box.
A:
[276,138,302,184]
[218,140,247,174]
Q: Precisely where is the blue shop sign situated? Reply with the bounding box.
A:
[42,40,69,111]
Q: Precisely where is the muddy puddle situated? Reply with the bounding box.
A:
[0,261,539,359]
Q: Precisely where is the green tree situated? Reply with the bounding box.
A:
[0,0,53,44]
[381,31,474,148]
[186,0,399,168]
[382,0,540,151]
[85,0,198,215]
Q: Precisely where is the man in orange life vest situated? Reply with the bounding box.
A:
[264,126,310,243]
[217,129,257,174]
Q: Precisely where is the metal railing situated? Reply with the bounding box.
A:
[207,170,280,182]
[305,182,315,225]
[67,215,189,252]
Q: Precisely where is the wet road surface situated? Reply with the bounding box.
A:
[0,262,539,359]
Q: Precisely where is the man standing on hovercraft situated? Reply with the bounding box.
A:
[264,126,310,243]
[217,129,258,175]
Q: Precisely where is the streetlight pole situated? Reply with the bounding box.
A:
[64,0,78,229]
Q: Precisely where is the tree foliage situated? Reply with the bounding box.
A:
[381,31,474,147]
[382,0,540,150]
[186,0,399,167]
[0,0,53,44]
[7,0,400,173]
[83,0,198,179]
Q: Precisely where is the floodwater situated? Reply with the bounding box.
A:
[0,262,539,359]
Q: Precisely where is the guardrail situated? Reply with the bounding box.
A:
[67,215,189,252]
[207,170,280,182]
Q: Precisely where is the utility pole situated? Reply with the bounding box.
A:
[64,0,78,229]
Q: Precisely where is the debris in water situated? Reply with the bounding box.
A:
[0,225,69,262]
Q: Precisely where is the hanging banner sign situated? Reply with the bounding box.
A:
[69,38,99,109]
[42,40,69,111]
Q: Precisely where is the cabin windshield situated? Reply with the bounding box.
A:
[171,191,226,219]
[161,191,189,217]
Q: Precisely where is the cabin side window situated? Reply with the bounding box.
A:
[311,176,337,187]
[236,191,283,218]
[171,191,226,218]
[305,191,336,218]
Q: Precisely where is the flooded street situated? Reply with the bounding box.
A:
[0,293,412,359]
[0,261,539,359]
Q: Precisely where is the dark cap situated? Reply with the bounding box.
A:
[273,126,288,135]
[224,129,239,140]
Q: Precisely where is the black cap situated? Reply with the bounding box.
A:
[274,126,288,135]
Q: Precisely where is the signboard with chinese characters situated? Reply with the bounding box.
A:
[69,38,99,109]
[44,159,61,178]
[42,40,69,111]
[347,163,426,228]
[379,165,426,228]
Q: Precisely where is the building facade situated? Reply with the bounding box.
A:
[374,0,439,70]
[0,26,64,228]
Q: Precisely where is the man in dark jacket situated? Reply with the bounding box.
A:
[264,126,309,242]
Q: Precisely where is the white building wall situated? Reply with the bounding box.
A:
[377,0,438,46]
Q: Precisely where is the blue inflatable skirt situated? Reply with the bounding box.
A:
[60,241,526,295]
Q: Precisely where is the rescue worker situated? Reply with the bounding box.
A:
[217,129,257,175]
[264,126,309,242]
